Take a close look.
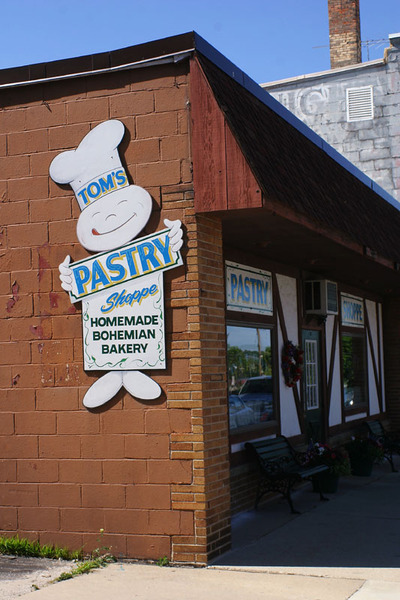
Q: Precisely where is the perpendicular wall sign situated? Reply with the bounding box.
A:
[341,293,364,327]
[225,261,273,315]
[49,120,183,409]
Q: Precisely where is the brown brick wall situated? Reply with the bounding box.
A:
[230,464,258,514]
[328,0,361,68]
[0,60,230,563]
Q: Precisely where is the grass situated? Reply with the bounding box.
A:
[56,529,117,581]
[0,535,83,561]
[0,532,116,583]
[56,554,116,581]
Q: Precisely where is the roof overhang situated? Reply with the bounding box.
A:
[221,207,400,297]
[190,53,400,297]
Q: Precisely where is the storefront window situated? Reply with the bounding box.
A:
[227,324,274,432]
[342,334,367,410]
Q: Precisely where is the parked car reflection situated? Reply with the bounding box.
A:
[239,375,274,421]
[344,385,364,408]
[229,376,274,429]
[344,386,354,408]
[229,395,255,429]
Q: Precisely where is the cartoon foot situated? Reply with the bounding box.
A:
[83,371,123,408]
[122,370,162,400]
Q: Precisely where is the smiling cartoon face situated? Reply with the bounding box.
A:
[76,185,152,252]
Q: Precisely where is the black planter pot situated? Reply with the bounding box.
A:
[312,471,339,493]
[350,457,374,476]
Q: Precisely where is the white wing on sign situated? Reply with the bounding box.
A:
[122,371,162,399]
[83,371,124,408]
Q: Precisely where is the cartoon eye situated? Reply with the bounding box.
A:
[92,211,100,218]
[117,200,128,205]
[105,213,117,221]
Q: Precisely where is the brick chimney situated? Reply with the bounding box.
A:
[328,0,361,68]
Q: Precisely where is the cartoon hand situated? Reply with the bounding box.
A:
[59,255,73,292]
[164,218,183,252]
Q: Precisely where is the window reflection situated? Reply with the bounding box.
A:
[227,325,274,431]
[342,334,367,409]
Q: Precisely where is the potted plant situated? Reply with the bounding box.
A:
[307,442,351,493]
[346,437,384,476]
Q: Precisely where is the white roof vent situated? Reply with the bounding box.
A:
[346,86,374,122]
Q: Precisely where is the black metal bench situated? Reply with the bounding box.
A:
[245,436,329,514]
[364,420,400,473]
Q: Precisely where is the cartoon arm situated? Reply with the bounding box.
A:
[59,255,73,293]
[164,218,183,252]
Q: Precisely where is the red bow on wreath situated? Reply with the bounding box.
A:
[281,341,304,387]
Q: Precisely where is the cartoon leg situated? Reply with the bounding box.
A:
[83,371,123,408]
[122,370,161,400]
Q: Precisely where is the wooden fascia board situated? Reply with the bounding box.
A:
[190,56,227,212]
[190,57,262,213]
[225,125,262,210]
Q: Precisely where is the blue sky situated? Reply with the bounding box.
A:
[1,0,399,83]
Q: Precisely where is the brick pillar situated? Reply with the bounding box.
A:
[195,214,231,561]
[328,0,361,68]
[168,209,231,563]
[382,298,400,430]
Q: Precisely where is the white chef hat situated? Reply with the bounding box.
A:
[49,120,129,211]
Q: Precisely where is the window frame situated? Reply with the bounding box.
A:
[340,326,369,416]
[226,315,279,444]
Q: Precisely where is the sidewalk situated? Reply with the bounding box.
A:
[16,562,394,600]
[14,461,400,599]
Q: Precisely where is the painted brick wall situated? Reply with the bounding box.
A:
[264,41,400,202]
[0,59,230,564]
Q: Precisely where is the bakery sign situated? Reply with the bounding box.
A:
[72,228,182,370]
[49,120,183,409]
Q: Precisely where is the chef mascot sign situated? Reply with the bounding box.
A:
[49,120,183,409]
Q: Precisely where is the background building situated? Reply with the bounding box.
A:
[262,0,400,202]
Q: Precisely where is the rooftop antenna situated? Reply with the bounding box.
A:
[362,38,388,61]
[313,38,389,62]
